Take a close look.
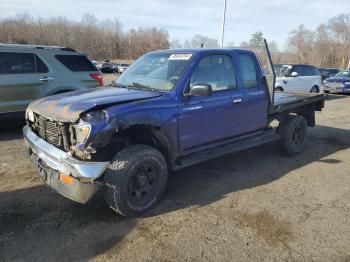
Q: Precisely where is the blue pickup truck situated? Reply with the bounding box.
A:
[24,41,325,216]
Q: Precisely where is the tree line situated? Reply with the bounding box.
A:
[171,13,350,69]
[0,13,169,60]
[1,13,349,69]
[240,14,350,69]
[285,13,350,69]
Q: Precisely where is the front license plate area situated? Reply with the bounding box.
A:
[30,153,47,181]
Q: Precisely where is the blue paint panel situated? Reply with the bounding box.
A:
[31,47,270,159]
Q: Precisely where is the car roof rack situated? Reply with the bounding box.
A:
[0,43,76,52]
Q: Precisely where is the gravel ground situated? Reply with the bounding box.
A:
[0,95,349,262]
[102,73,118,85]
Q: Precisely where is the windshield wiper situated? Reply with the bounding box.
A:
[108,82,130,89]
[127,82,158,92]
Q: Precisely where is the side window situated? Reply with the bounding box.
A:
[312,67,320,76]
[0,52,36,74]
[237,53,258,88]
[35,55,49,73]
[302,66,313,76]
[55,55,97,71]
[292,65,303,76]
[0,52,49,74]
[190,55,236,92]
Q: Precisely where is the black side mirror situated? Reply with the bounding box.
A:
[188,84,212,96]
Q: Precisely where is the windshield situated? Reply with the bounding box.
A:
[335,70,350,78]
[116,52,192,91]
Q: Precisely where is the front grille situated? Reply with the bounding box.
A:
[31,114,71,152]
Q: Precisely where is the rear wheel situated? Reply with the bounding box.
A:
[310,86,319,93]
[104,144,168,216]
[277,115,308,156]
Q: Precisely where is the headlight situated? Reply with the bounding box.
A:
[81,111,108,123]
[75,124,91,144]
[26,108,34,122]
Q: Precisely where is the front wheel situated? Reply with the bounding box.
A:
[277,115,308,156]
[104,144,168,216]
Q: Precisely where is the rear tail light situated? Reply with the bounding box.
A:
[89,72,104,86]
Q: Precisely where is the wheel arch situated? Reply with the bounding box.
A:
[310,85,320,93]
[109,124,177,168]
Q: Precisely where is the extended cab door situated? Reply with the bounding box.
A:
[236,52,268,133]
[0,51,55,113]
[179,54,245,152]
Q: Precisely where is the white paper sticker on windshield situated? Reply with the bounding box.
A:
[169,54,192,60]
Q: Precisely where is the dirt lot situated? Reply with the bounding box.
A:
[0,95,349,262]
[102,73,118,85]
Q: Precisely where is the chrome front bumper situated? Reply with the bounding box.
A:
[23,125,109,180]
[23,125,109,203]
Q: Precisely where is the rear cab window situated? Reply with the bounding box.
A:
[55,55,97,71]
[237,53,258,88]
[0,52,49,74]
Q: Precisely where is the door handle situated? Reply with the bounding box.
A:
[233,98,242,104]
[39,77,54,82]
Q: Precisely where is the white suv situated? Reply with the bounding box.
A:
[275,64,322,93]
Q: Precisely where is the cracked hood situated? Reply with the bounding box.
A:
[28,87,161,122]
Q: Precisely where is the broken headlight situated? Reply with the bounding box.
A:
[75,124,91,144]
[26,107,34,122]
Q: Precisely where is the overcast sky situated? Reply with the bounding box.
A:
[1,0,350,48]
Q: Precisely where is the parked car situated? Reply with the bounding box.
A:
[0,44,103,121]
[24,41,325,216]
[117,63,130,73]
[100,62,116,73]
[275,64,322,93]
[111,62,119,72]
[322,70,350,94]
[273,64,283,74]
[91,60,99,69]
[319,68,340,81]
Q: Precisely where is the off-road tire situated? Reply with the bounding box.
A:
[104,144,167,216]
[277,115,308,156]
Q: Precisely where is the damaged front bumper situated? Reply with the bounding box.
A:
[23,125,109,203]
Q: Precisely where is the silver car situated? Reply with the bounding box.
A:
[0,44,103,120]
[117,63,130,73]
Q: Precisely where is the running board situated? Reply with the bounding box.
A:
[174,130,281,170]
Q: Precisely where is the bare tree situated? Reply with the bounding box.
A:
[0,13,170,60]
[287,25,315,64]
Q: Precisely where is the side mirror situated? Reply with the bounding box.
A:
[188,84,212,96]
[291,72,298,77]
